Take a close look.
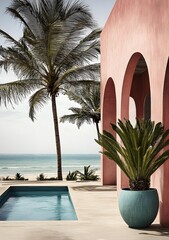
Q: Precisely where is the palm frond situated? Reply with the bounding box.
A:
[0,44,43,79]
[57,63,100,88]
[60,113,79,124]
[60,107,92,128]
[66,91,87,107]
[29,88,49,121]
[7,0,43,37]
[0,79,40,107]
[60,82,100,129]
[55,28,101,71]
[0,29,21,47]
[77,165,99,181]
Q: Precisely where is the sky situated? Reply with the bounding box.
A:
[0,0,116,154]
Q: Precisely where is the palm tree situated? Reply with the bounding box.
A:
[0,0,100,180]
[60,82,100,139]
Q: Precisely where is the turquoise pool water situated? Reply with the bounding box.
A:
[0,186,77,221]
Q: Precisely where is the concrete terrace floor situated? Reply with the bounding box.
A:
[0,180,168,240]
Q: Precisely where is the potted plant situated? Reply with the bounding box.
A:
[96,119,169,228]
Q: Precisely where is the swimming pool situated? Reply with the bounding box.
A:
[0,186,77,221]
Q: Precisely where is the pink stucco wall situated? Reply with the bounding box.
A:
[101,0,169,226]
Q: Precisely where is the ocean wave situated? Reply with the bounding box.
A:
[0,165,100,170]
[0,166,53,170]
[0,154,100,175]
[63,165,99,168]
[0,166,22,170]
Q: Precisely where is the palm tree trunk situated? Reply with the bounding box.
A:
[96,121,100,140]
[51,94,63,180]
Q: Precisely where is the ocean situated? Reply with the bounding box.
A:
[0,154,100,178]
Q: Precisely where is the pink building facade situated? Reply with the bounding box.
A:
[101,0,169,226]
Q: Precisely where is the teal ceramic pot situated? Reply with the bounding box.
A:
[118,188,159,228]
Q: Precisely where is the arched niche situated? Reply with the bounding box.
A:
[161,58,169,227]
[122,52,151,120]
[102,77,116,185]
[120,52,151,187]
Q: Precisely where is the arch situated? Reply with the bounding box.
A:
[102,77,116,185]
[120,52,151,187]
[121,52,142,120]
[122,53,151,120]
[161,58,169,226]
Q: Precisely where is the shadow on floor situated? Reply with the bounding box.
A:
[139,224,169,237]
[71,185,116,192]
